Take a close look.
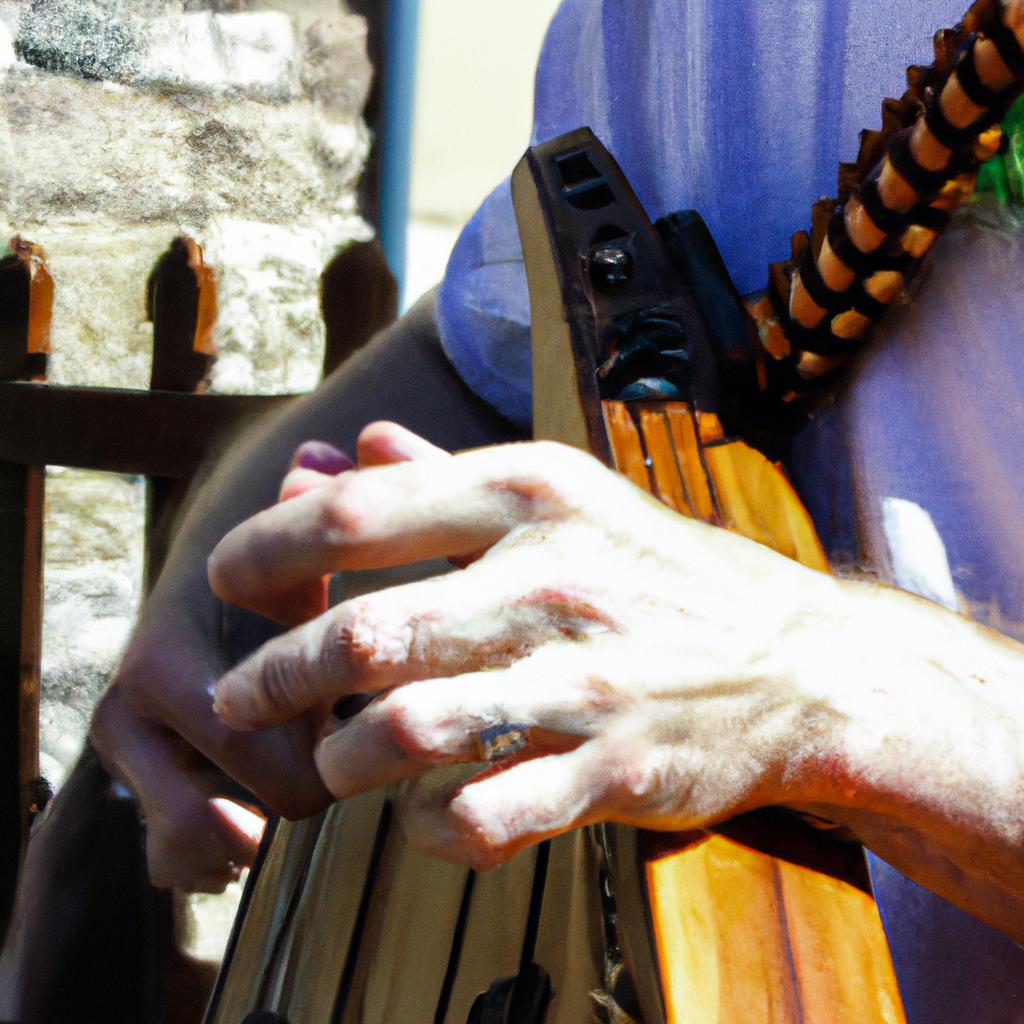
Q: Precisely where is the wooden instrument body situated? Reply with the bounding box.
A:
[517,127,907,1023]
[603,400,904,1023]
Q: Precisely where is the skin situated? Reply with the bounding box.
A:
[209,422,1024,945]
[0,302,523,1016]
[86,299,522,891]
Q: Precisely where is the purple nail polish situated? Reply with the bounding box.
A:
[292,440,354,476]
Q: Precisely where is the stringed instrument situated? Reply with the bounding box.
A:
[508,3,1024,1014]
[512,127,903,1024]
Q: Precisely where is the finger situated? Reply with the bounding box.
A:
[288,439,355,476]
[151,678,331,817]
[110,622,332,818]
[211,797,267,848]
[91,691,263,890]
[277,426,446,614]
[279,467,336,504]
[277,444,355,611]
[208,441,591,618]
[281,441,354,503]
[212,559,616,730]
[250,577,330,625]
[278,466,337,618]
[397,741,619,869]
[311,645,622,797]
[356,421,450,467]
[355,422,488,567]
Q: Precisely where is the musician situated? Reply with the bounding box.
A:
[80,0,1024,1019]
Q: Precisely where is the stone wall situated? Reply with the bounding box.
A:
[1,0,375,959]
[2,0,372,392]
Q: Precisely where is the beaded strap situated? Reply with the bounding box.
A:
[750,0,1024,400]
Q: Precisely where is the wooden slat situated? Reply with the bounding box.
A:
[0,381,290,477]
[0,239,49,937]
[602,401,651,491]
[0,238,51,381]
[147,236,216,393]
[647,836,802,1023]
[265,792,387,1020]
[145,236,219,588]
[531,831,607,1024]
[0,464,43,938]
[321,240,397,378]
[702,440,829,571]
[664,405,717,522]
[637,407,695,516]
[345,823,470,1023]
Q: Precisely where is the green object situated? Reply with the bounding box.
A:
[976,95,1024,204]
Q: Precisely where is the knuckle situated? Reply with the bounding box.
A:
[322,603,370,684]
[454,819,508,871]
[600,742,659,805]
[315,750,357,802]
[323,599,411,687]
[444,798,514,870]
[518,586,616,639]
[578,672,631,715]
[324,475,368,545]
[380,695,436,760]
[493,441,593,517]
[252,651,304,718]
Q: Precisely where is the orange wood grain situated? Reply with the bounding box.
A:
[603,401,652,492]
[603,397,905,1024]
[10,237,53,357]
[702,441,829,571]
[664,406,717,522]
[777,858,905,1024]
[636,407,694,516]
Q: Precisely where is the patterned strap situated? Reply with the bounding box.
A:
[751,0,1024,401]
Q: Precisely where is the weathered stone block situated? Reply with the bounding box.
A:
[0,0,374,794]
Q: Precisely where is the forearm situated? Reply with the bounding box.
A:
[93,299,521,835]
[147,294,522,628]
[790,578,1024,941]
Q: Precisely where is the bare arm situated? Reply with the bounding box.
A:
[788,579,1024,942]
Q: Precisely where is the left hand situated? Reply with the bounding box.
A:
[208,423,844,869]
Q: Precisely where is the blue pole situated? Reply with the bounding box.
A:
[378,0,420,307]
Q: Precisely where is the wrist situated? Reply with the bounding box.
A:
[786,578,1024,838]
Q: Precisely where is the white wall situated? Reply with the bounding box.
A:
[404,0,561,302]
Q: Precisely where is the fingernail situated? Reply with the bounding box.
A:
[289,441,354,476]
[212,676,256,732]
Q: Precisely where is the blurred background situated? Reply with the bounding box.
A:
[404,0,559,305]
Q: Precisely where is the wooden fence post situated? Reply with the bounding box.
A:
[320,239,397,378]
[145,236,217,591]
[0,237,52,935]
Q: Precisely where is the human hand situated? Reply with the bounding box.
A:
[89,440,353,891]
[209,424,844,869]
